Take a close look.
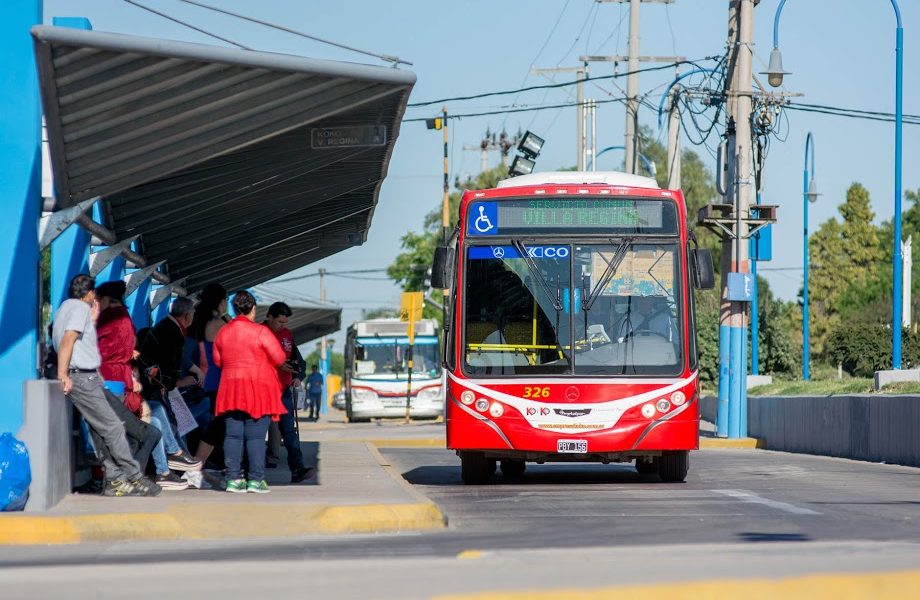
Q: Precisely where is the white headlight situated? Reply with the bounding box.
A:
[656,399,671,413]
[475,398,489,412]
[460,390,475,405]
[417,386,442,402]
[641,403,656,419]
[352,388,378,402]
[671,391,686,406]
[489,402,504,418]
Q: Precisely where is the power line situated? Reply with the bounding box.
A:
[122,0,250,49]
[406,58,715,108]
[273,268,389,283]
[175,0,411,66]
[786,102,920,125]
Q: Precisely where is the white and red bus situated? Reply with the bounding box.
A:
[430,171,714,484]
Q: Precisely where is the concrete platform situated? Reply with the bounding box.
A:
[0,417,446,545]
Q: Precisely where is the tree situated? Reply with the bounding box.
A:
[362,307,398,319]
[807,183,884,354]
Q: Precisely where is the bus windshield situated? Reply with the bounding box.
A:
[463,241,682,376]
[354,338,441,379]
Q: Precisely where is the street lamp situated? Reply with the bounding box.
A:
[802,132,819,381]
[770,0,905,368]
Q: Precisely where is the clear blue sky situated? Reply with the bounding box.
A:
[44,0,920,349]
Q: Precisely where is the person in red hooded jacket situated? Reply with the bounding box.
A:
[96,281,143,415]
[214,290,287,494]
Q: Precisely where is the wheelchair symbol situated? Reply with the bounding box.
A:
[474,205,494,233]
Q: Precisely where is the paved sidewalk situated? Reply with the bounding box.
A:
[0,415,446,545]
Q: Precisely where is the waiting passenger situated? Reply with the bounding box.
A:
[53,274,161,497]
[214,291,288,494]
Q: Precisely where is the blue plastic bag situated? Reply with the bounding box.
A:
[0,433,31,511]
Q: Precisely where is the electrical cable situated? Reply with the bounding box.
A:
[122,0,250,49]
[175,0,411,65]
[406,58,715,108]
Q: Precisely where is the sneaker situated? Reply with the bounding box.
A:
[167,452,203,472]
[247,480,270,494]
[130,475,162,497]
[291,466,316,484]
[225,478,247,494]
[103,479,137,497]
[156,472,190,491]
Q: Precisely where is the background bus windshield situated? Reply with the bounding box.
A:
[463,242,682,376]
[354,338,440,379]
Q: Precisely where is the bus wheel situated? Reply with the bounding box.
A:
[460,452,492,485]
[658,451,689,482]
[500,459,526,477]
[634,458,658,475]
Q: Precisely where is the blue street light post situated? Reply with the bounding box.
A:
[802,133,819,380]
[766,0,904,368]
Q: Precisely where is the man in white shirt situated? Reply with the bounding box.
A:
[53,274,161,498]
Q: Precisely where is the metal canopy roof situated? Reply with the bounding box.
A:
[32,25,415,293]
[252,284,341,343]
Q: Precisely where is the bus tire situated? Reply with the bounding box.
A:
[658,450,689,482]
[460,452,492,485]
[500,459,526,477]
[635,458,658,475]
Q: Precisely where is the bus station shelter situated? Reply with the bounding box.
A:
[0,10,414,510]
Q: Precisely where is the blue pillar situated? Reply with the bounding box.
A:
[152,289,171,323]
[126,274,152,330]
[716,324,730,437]
[95,255,126,285]
[50,226,90,309]
[0,0,43,434]
[728,323,743,438]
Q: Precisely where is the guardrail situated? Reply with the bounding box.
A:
[701,395,920,468]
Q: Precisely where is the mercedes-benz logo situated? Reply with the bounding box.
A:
[492,246,505,259]
[565,386,580,401]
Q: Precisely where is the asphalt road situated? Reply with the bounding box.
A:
[2,445,919,599]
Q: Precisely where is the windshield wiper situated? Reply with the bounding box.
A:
[510,239,570,369]
[583,238,632,311]
[511,239,563,311]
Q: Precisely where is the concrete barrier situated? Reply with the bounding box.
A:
[17,380,72,511]
[700,394,920,468]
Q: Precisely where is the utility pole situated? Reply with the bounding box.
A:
[531,65,588,169]
[584,0,679,175]
[666,83,681,188]
[462,128,520,173]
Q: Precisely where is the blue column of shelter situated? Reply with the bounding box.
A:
[0,0,43,434]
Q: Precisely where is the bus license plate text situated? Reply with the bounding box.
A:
[557,439,587,453]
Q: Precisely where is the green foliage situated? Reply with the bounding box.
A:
[362,307,398,319]
[755,277,800,375]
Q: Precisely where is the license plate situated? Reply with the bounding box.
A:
[557,439,587,453]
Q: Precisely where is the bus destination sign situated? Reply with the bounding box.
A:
[467,198,673,236]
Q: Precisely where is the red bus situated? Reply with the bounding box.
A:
[430,171,714,484]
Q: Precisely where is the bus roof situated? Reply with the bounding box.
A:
[495,171,659,190]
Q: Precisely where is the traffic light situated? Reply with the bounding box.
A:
[425,117,443,130]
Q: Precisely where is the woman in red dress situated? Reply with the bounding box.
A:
[213,290,287,493]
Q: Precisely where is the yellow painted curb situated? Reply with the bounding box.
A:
[0,501,444,545]
[700,437,763,449]
[315,502,445,534]
[432,569,920,600]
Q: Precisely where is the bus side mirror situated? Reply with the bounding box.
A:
[691,248,715,289]
[430,246,455,289]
